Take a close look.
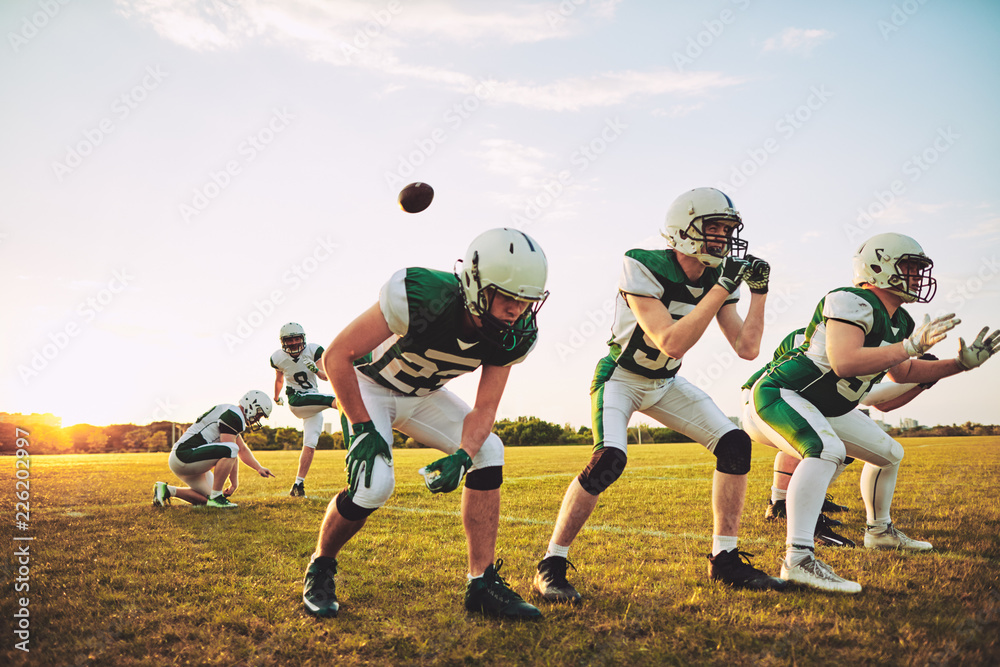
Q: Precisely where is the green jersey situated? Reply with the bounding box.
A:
[357,268,536,396]
[594,248,740,383]
[742,329,806,390]
[753,287,914,417]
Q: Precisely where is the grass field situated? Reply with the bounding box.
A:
[3,437,999,666]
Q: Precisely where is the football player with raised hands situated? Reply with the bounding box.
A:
[744,232,998,593]
[533,187,785,605]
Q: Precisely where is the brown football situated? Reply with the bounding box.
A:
[398,182,434,213]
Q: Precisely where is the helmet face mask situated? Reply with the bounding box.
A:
[279,322,306,357]
[685,217,747,263]
[456,228,549,351]
[662,188,747,267]
[852,233,937,303]
[239,390,272,432]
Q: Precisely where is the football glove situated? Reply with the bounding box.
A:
[305,359,320,374]
[916,353,939,389]
[902,313,959,357]
[274,395,284,406]
[955,327,1000,370]
[345,421,392,493]
[418,449,473,494]
[717,257,749,294]
[743,254,770,294]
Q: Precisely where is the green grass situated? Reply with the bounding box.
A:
[3,438,999,666]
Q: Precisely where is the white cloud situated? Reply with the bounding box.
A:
[652,102,706,118]
[472,139,548,179]
[948,216,1000,240]
[762,27,834,55]
[116,0,742,111]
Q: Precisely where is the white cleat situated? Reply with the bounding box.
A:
[781,553,862,594]
[864,523,932,552]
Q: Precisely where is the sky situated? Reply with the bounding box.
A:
[3,0,999,433]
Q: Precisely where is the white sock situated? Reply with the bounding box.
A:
[861,461,898,526]
[771,486,787,502]
[544,542,570,560]
[786,457,837,548]
[786,546,813,567]
[712,535,738,557]
[467,572,482,581]
[209,490,223,499]
[166,485,176,498]
[295,476,305,484]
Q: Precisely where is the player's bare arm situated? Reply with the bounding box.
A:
[716,297,766,360]
[322,302,393,425]
[827,320,913,378]
[230,433,274,478]
[273,368,284,404]
[626,288,730,360]
[458,364,512,460]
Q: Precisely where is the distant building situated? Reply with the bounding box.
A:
[900,417,918,430]
[874,420,891,432]
[323,423,335,435]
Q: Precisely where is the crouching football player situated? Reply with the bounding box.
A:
[302,228,550,620]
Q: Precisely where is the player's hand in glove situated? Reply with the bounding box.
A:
[717,257,749,294]
[743,254,770,294]
[274,395,284,406]
[419,449,473,494]
[345,421,392,493]
[305,359,320,374]
[955,327,1000,370]
[902,313,960,357]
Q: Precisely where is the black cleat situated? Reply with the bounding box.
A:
[708,549,788,591]
[764,498,787,520]
[290,482,306,497]
[822,494,849,513]
[303,556,339,617]
[533,556,582,605]
[465,559,542,620]
[815,514,856,548]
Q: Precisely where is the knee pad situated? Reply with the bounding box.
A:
[714,430,751,475]
[465,465,503,491]
[577,447,627,496]
[335,489,378,521]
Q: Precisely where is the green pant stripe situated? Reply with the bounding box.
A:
[176,443,235,464]
[590,383,606,451]
[288,392,335,408]
[752,382,826,459]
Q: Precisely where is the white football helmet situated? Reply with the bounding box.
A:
[456,228,549,350]
[239,390,272,432]
[662,187,747,268]
[852,233,936,303]
[279,322,306,356]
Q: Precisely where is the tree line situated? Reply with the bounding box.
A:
[1,412,997,455]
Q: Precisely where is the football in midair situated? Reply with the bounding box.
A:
[398,182,434,213]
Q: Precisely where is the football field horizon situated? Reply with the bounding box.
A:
[4,438,998,665]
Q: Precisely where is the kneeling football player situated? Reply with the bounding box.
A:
[152,390,276,509]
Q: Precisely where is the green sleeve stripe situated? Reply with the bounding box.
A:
[219,409,243,435]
